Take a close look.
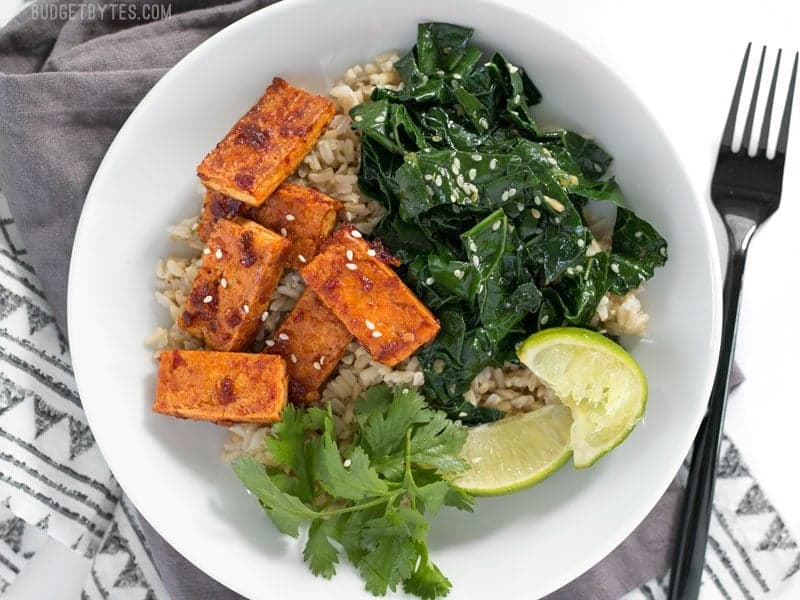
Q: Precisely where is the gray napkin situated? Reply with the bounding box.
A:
[0,3,741,598]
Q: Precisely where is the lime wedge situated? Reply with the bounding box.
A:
[516,327,647,468]
[452,405,572,495]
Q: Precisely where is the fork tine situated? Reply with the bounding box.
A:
[776,51,798,156]
[741,46,766,152]
[757,49,781,154]
[721,43,752,149]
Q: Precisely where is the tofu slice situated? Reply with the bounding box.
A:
[154,350,287,424]
[179,218,290,351]
[249,183,342,269]
[301,227,440,366]
[198,183,342,269]
[197,190,246,243]
[197,77,335,206]
[264,288,352,403]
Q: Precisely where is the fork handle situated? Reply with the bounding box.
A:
[668,250,748,600]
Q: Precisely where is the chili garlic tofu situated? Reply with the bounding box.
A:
[179,218,290,351]
[264,288,352,403]
[198,183,342,269]
[249,183,342,269]
[302,226,440,366]
[154,350,287,424]
[197,78,335,206]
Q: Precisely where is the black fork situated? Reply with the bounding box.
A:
[668,45,798,600]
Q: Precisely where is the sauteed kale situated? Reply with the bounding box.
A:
[350,23,667,424]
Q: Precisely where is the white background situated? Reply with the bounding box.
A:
[3,0,800,598]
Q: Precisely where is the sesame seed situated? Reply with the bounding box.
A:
[426,185,434,196]
[350,230,362,238]
[634,231,643,238]
[508,187,517,197]
[660,247,667,257]
[203,248,211,255]
[472,255,480,267]
[517,202,525,212]
[437,69,445,76]
[576,238,585,248]
[531,208,541,219]
[261,311,269,322]
[320,356,326,365]
[611,263,620,274]
[280,227,288,236]
[298,254,307,263]
[469,240,478,252]
[479,117,489,130]
[424,173,433,181]
[458,411,468,418]
[456,173,465,187]
[575,265,584,273]
[453,269,464,279]
[290,354,298,363]
[540,314,549,325]
[367,249,377,257]
[431,135,443,142]
[374,115,386,123]
[451,163,460,176]
[365,319,375,330]
[346,262,357,270]
[514,94,521,104]
[343,458,352,468]
[346,249,354,261]
[507,63,519,73]
[346,211,353,220]
[215,249,223,259]
[285,214,295,221]
[354,115,363,122]
[450,193,458,203]
[311,361,321,371]
[454,157,461,170]
[372,331,383,338]
[489,158,498,170]
[243,304,249,313]
[566,267,575,276]
[544,196,565,213]
[468,168,477,180]
[202,295,213,303]
[501,191,509,202]
[425,277,434,285]
[278,333,289,341]
[265,339,275,347]
[434,174,443,187]
[220,278,227,288]
[472,154,482,161]
[478,283,485,293]
[492,220,501,231]
[191,222,199,231]
[452,73,462,80]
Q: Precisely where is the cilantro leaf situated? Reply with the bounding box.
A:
[231,457,316,537]
[303,518,340,579]
[314,417,388,501]
[405,554,453,600]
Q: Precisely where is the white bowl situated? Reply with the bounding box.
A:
[67,0,722,598]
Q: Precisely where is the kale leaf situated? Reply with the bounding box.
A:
[352,22,668,422]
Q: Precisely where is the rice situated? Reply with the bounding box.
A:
[149,53,651,465]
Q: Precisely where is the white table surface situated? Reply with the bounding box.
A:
[4,0,800,598]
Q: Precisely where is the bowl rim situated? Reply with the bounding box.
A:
[67,0,723,596]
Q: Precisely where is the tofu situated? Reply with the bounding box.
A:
[264,289,352,403]
[197,190,246,243]
[154,350,287,424]
[249,183,342,269]
[179,218,290,351]
[197,78,335,206]
[198,183,342,270]
[301,227,440,366]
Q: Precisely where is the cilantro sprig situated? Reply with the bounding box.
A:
[232,384,474,598]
